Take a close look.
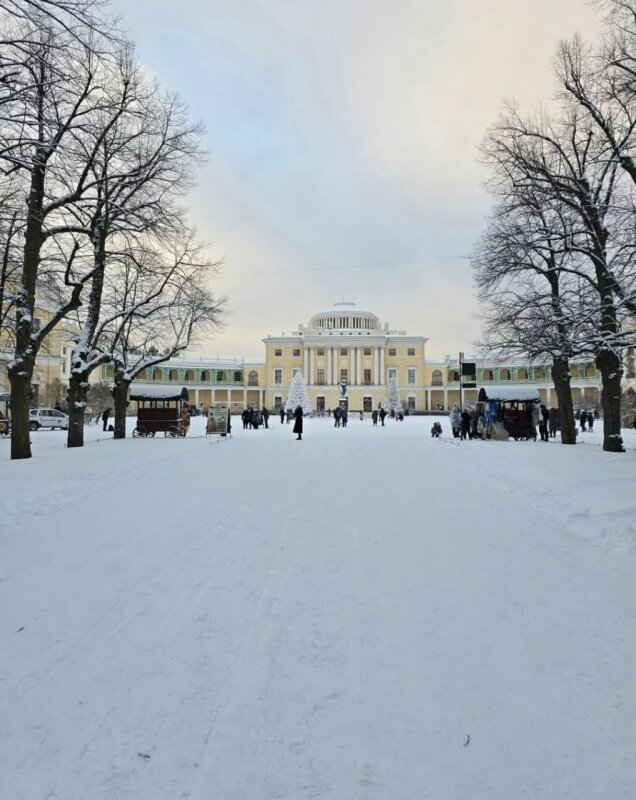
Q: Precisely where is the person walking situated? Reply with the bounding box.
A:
[372,409,378,427]
[379,408,386,426]
[548,407,558,438]
[334,406,342,428]
[293,405,303,440]
[359,410,364,421]
[280,407,285,424]
[262,406,270,428]
[460,409,471,440]
[539,404,549,441]
[101,407,111,432]
[586,410,594,432]
[180,404,191,436]
[449,405,461,438]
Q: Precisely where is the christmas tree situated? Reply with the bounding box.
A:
[285,371,312,414]
[386,374,402,413]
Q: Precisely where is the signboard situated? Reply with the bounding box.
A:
[461,362,476,376]
[206,405,230,436]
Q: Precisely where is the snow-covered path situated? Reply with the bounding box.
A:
[1,418,636,799]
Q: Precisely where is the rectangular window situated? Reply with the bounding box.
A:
[388,368,397,380]
[317,348,325,356]
[408,348,415,356]
[274,349,282,357]
[274,369,283,385]
[388,348,396,356]
[274,395,283,410]
[363,396,373,412]
[293,349,301,357]
[408,396,416,411]
[408,368,416,385]
[363,369,372,385]
[364,348,372,356]
[316,397,325,412]
[340,348,348,356]
[292,367,301,377]
[340,368,348,382]
[317,369,325,385]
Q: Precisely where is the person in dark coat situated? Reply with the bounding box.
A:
[334,406,342,428]
[580,410,587,431]
[379,408,386,426]
[431,421,442,437]
[280,407,285,424]
[460,410,471,440]
[242,408,250,429]
[548,407,558,438]
[372,409,378,426]
[262,406,270,428]
[539,404,549,441]
[293,405,303,440]
[341,409,348,427]
[101,407,111,432]
[586,410,594,431]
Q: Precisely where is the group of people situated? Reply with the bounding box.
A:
[537,405,561,441]
[242,405,270,429]
[449,405,487,440]
[577,408,598,432]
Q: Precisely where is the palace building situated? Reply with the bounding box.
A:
[97,301,603,413]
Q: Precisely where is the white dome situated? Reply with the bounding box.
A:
[309,302,380,331]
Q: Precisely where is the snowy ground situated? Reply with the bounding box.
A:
[1,416,636,800]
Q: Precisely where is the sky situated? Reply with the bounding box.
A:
[109,0,602,360]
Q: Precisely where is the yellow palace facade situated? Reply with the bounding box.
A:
[100,301,603,413]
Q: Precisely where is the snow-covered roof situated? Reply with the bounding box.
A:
[313,301,377,318]
[478,386,541,403]
[129,384,189,401]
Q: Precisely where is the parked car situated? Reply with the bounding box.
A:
[29,407,69,431]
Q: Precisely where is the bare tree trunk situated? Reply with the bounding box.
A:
[551,357,576,444]
[112,371,130,439]
[67,369,90,447]
[596,348,624,452]
[8,355,35,459]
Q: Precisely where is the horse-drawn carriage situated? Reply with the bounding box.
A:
[130,385,190,438]
[478,386,540,441]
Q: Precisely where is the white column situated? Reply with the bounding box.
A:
[357,347,362,386]
[333,346,338,384]
[426,389,431,410]
[327,347,332,385]
[547,387,552,406]
[303,346,309,380]
[374,348,379,385]
[380,347,385,385]
[444,388,448,409]
[349,347,355,385]
[309,348,315,385]
[195,389,200,406]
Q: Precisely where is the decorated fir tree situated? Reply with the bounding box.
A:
[285,371,312,414]
[386,374,403,413]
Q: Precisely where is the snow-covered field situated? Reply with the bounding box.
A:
[1,416,636,799]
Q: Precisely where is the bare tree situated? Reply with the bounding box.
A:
[96,234,224,439]
[482,102,636,451]
[64,52,205,448]
[0,12,127,458]
[472,197,587,444]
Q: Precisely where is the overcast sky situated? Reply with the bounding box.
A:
[109,0,601,359]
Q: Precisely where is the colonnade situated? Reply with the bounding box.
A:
[303,344,386,385]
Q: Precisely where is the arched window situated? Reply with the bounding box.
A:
[482,369,494,381]
[248,370,259,386]
[586,364,596,378]
[431,370,443,386]
[168,369,179,382]
[500,369,511,380]
[534,367,545,380]
[517,368,528,380]
[233,371,243,383]
[152,368,163,381]
[137,369,147,380]
[184,370,195,381]
[201,370,210,382]
[216,370,226,383]
[448,370,460,382]
[570,366,579,378]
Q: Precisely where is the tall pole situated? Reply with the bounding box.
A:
[459,351,463,412]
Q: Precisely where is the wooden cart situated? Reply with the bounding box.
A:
[130,385,190,438]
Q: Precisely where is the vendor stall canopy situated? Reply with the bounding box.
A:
[478,386,541,403]
[129,385,189,402]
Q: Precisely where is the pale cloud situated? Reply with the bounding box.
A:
[111,0,602,358]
